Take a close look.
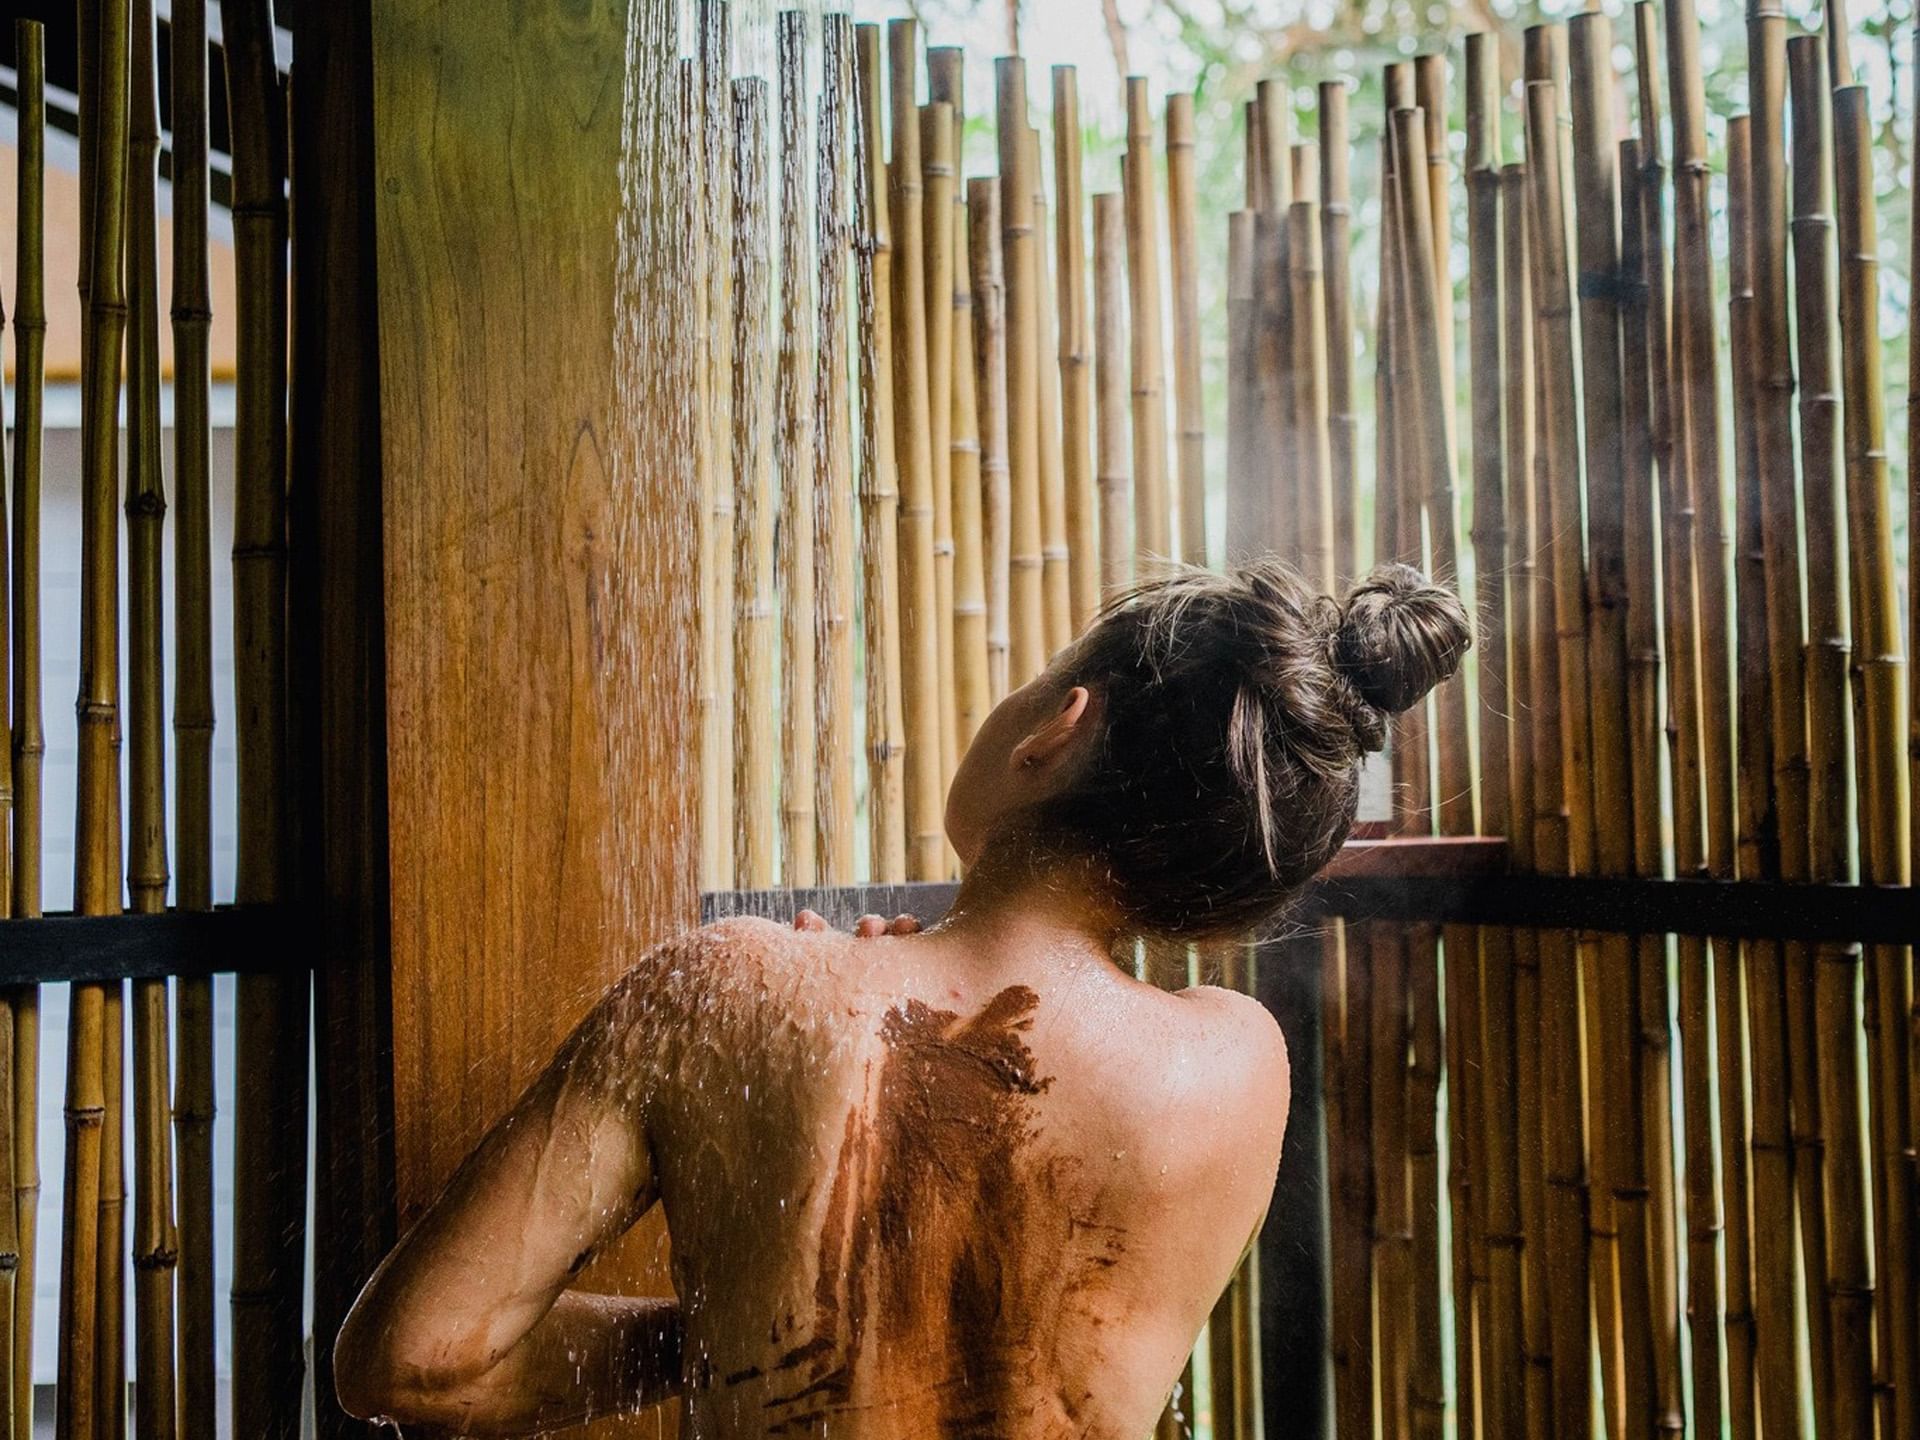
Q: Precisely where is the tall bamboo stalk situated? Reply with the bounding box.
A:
[1122,79,1170,568]
[1834,81,1918,1440]
[1287,203,1331,594]
[1747,22,1826,1440]
[125,2,177,1434]
[1091,192,1130,601]
[1628,23,1689,1430]
[1655,14,1744,1440]
[0,98,14,1440]
[1372,920,1413,1440]
[224,0,307,1431]
[1498,158,1554,1440]
[64,1,132,1433]
[1466,42,1523,1440]
[921,101,959,814]
[950,189,991,755]
[814,15,856,883]
[700,0,736,890]
[1319,83,1356,579]
[996,59,1045,687]
[1720,115,1758,1440]
[733,78,777,890]
[1225,212,1257,569]
[1618,129,1685,1440]
[1390,108,1457,1440]
[1412,55,1456,479]
[1523,72,1595,1440]
[1167,93,1205,568]
[1788,38,1873,1437]
[1564,28,1645,1433]
[855,24,907,882]
[7,24,47,1440]
[887,21,943,881]
[1052,67,1098,629]
[1026,128,1071,664]
[969,178,1013,703]
[777,17,818,887]
[1254,79,1293,566]
[1251,205,1286,561]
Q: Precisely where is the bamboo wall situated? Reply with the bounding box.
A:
[691,5,1917,1439]
[0,2,312,1436]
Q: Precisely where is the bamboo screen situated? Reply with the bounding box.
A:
[687,5,1917,1440]
[2,3,308,1437]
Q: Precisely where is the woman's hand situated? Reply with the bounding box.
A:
[792,908,923,938]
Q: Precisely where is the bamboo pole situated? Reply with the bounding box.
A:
[1372,922,1413,1440]
[0,112,14,1440]
[1251,205,1286,561]
[995,58,1045,688]
[1834,81,1918,1440]
[97,981,124,1440]
[777,18,818,887]
[1751,22,1832,1439]
[985,63,1041,687]
[1565,28,1646,1434]
[1320,82,1357,579]
[1655,14,1744,1440]
[7,25,46,1440]
[1052,68,1098,630]
[1225,211,1256,569]
[1523,73,1595,1440]
[1374,108,1418,1440]
[1122,79,1170,570]
[1788,39,1873,1437]
[855,23,907,882]
[814,15,856,883]
[1287,202,1332,593]
[1389,108,1458,1440]
[1028,128,1072,659]
[1091,193,1130,602]
[950,190,991,756]
[1618,130,1686,1440]
[1167,93,1206,568]
[732,78,776,890]
[887,21,943,881]
[1498,158,1554,1440]
[224,0,307,1431]
[1412,55,1456,479]
[126,3,177,1435]
[970,178,1013,705]
[700,0,736,890]
[1254,78,1293,568]
[65,0,132,1432]
[921,101,959,816]
[1726,119,1777,1440]
[1466,42,1523,1440]
[1628,24,1688,1431]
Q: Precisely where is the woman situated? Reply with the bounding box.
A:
[335,559,1470,1436]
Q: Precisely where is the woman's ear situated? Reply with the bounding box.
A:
[1009,685,1093,773]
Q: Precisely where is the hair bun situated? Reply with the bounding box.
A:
[1332,564,1473,746]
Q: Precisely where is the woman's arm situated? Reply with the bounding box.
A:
[335,970,680,1434]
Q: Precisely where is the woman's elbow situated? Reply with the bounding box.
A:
[333,1297,485,1426]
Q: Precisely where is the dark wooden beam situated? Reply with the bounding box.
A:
[0,908,294,985]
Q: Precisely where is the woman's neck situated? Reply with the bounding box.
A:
[934,835,1128,964]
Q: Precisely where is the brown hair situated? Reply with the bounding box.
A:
[1028,559,1471,938]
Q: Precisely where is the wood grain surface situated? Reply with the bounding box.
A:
[371,5,691,1432]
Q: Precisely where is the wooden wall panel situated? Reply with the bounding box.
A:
[369,6,690,1432]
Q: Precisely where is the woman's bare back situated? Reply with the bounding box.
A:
[650,917,1291,1438]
